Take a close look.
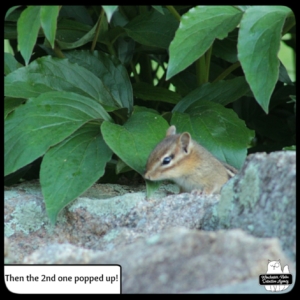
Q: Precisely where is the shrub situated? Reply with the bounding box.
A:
[4,6,295,223]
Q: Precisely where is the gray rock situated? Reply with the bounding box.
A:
[4,151,296,293]
[4,181,218,261]
[22,228,295,293]
[202,151,296,261]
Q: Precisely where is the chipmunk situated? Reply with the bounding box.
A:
[144,125,238,194]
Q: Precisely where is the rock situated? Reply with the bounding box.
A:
[4,151,296,293]
[4,180,218,261]
[202,151,296,260]
[23,228,294,293]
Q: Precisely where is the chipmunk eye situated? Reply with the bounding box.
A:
[162,155,174,165]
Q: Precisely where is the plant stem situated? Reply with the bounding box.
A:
[196,55,207,86]
[212,61,241,83]
[53,42,65,58]
[166,6,181,21]
[205,46,213,82]
[91,8,104,52]
[107,42,117,57]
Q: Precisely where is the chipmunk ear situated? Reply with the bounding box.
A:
[166,125,176,136]
[180,132,192,154]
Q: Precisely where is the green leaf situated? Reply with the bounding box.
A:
[17,6,41,65]
[97,12,109,41]
[289,95,296,102]
[4,40,14,55]
[40,6,59,48]
[101,112,169,175]
[4,52,22,75]
[102,6,118,22]
[167,6,243,79]
[109,8,128,27]
[116,159,132,174]
[173,77,250,112]
[4,97,24,118]
[132,105,159,115]
[41,123,112,224]
[5,91,111,175]
[152,6,165,15]
[56,18,92,39]
[5,56,118,109]
[237,6,293,113]
[132,82,181,104]
[233,6,252,12]
[124,8,179,49]
[171,102,254,169]
[283,145,295,151]
[100,26,125,44]
[64,50,133,112]
[278,61,293,85]
[56,19,97,50]
[212,28,239,63]
[116,37,135,65]
[5,6,21,20]
[59,6,94,26]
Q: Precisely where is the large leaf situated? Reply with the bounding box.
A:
[212,28,239,63]
[5,6,22,20]
[238,6,293,113]
[59,6,94,26]
[4,97,24,118]
[116,36,135,65]
[278,61,293,85]
[56,18,92,41]
[4,52,23,75]
[17,6,41,65]
[132,82,181,104]
[124,8,179,49]
[4,56,118,109]
[64,50,133,112]
[171,101,254,169]
[41,123,112,224]
[167,6,243,79]
[55,19,98,50]
[173,77,250,112]
[40,6,59,48]
[152,6,165,15]
[5,91,111,175]
[101,112,169,175]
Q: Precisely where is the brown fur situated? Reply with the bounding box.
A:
[144,126,238,194]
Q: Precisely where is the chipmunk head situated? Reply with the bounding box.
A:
[144,125,194,181]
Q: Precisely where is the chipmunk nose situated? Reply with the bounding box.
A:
[144,170,150,180]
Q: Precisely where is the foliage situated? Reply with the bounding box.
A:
[4,5,295,223]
